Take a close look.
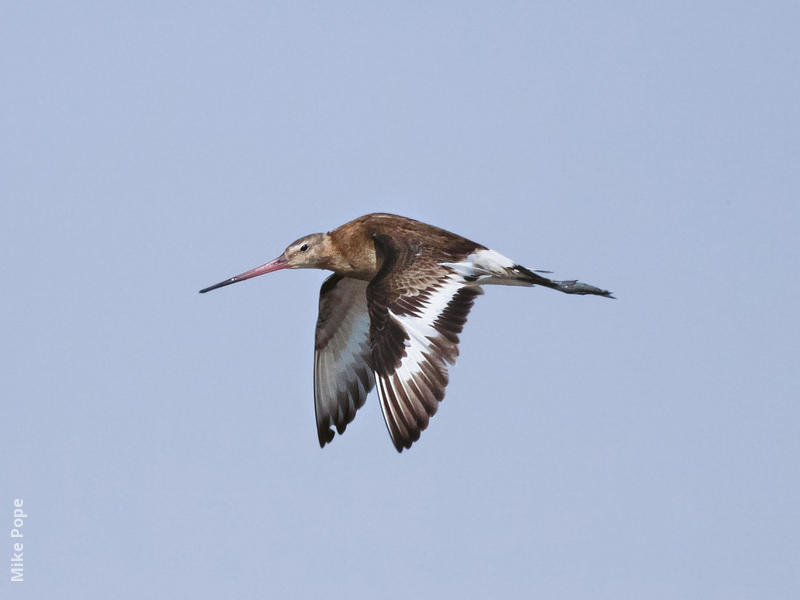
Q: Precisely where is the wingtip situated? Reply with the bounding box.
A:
[318,427,335,448]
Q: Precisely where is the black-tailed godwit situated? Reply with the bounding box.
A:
[200,213,612,451]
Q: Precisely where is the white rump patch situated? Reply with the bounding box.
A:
[440,249,518,284]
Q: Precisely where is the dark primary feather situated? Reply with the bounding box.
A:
[366,233,481,451]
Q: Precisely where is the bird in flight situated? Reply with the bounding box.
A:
[200,213,612,452]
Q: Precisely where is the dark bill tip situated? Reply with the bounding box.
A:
[199,278,239,294]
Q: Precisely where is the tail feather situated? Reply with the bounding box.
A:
[440,249,614,298]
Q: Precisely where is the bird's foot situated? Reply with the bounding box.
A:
[551,279,615,298]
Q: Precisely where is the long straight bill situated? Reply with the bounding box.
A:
[199,255,289,293]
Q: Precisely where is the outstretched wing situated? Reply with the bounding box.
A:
[367,233,482,452]
[314,275,375,447]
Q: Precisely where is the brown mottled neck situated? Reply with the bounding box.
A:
[326,219,378,280]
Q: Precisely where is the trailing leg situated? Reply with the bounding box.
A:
[513,265,614,298]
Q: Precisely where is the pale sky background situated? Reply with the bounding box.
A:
[2,2,799,599]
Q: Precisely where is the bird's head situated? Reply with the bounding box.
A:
[282,233,332,269]
[199,232,333,294]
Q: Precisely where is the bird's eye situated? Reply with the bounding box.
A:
[300,244,309,252]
